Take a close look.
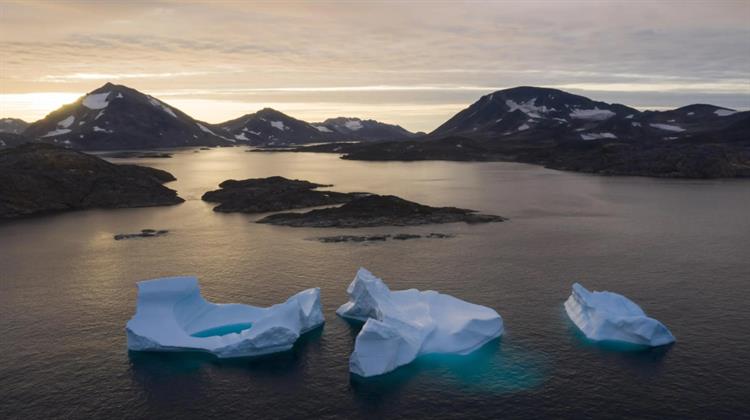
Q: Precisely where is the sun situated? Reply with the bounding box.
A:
[0,92,81,121]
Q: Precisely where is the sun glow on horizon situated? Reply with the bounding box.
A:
[0,92,82,121]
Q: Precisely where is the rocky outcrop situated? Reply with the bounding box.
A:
[114,229,169,240]
[313,233,453,243]
[257,194,505,227]
[0,144,183,219]
[201,176,355,213]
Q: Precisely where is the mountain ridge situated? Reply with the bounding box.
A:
[22,83,235,150]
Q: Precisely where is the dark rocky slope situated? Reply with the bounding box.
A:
[0,132,32,149]
[0,144,183,218]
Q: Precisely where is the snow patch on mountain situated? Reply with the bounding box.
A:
[58,116,75,128]
[42,128,72,137]
[314,125,333,132]
[580,132,617,140]
[650,123,685,132]
[197,123,215,134]
[505,98,553,118]
[148,97,178,118]
[93,126,113,133]
[715,109,737,117]
[344,120,364,131]
[270,121,288,131]
[82,92,110,110]
[569,108,615,121]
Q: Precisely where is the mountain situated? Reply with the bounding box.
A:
[288,87,750,178]
[432,86,638,139]
[312,117,416,141]
[217,108,344,146]
[23,83,235,150]
[0,118,29,134]
[218,110,417,145]
[429,86,748,145]
[0,143,183,218]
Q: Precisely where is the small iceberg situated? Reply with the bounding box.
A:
[565,283,675,347]
[337,268,504,377]
[126,276,324,358]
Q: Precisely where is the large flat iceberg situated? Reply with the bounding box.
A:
[337,268,504,377]
[564,283,675,347]
[126,276,324,358]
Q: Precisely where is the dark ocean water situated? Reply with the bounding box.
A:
[1,148,749,419]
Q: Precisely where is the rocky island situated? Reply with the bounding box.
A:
[0,144,183,219]
[202,176,356,213]
[257,194,505,227]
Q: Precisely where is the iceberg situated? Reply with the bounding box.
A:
[337,268,504,377]
[126,276,324,358]
[564,283,675,347]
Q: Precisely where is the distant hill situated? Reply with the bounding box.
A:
[312,117,416,141]
[217,109,415,145]
[0,118,29,134]
[288,86,750,179]
[23,83,235,150]
[217,108,341,146]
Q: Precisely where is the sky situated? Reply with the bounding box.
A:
[0,0,748,132]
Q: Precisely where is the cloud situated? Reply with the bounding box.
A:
[0,1,747,130]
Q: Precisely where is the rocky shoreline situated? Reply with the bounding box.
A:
[312,232,454,243]
[257,194,505,228]
[114,229,169,240]
[0,144,183,219]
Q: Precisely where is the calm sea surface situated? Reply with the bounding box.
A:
[1,148,749,419]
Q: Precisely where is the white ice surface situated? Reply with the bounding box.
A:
[337,268,504,377]
[82,92,110,110]
[564,283,675,347]
[126,277,324,358]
